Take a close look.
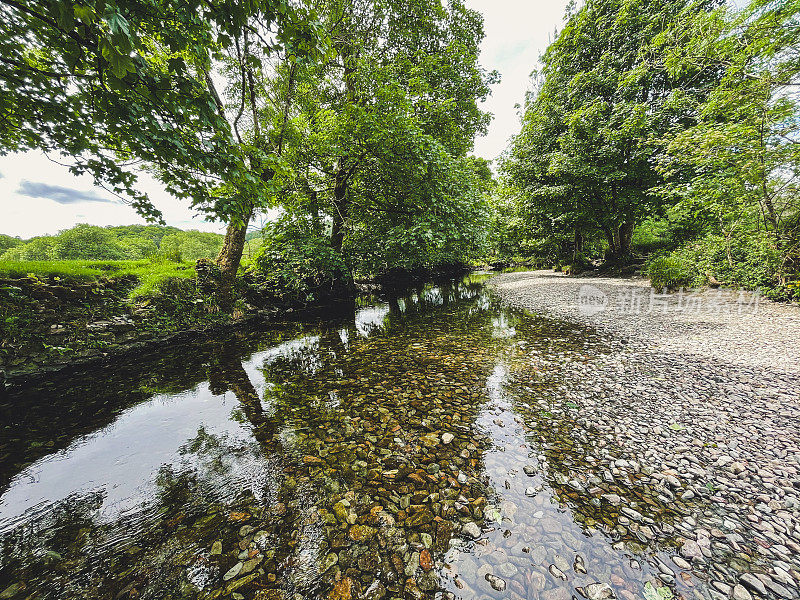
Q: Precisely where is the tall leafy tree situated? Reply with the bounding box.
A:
[0,0,320,303]
[266,0,496,276]
[657,0,800,280]
[505,0,721,258]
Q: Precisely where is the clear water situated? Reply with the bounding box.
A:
[0,277,711,600]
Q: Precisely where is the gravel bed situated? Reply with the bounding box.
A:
[489,270,800,600]
[489,271,800,375]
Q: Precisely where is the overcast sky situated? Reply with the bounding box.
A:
[0,0,570,238]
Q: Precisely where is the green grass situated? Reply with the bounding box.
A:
[646,255,697,290]
[0,258,195,298]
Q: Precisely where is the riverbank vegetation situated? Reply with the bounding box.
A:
[0,257,195,296]
[0,225,226,262]
[1,0,496,311]
[501,0,800,300]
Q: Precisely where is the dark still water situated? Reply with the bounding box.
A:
[0,277,709,600]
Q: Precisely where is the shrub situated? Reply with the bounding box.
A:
[252,215,352,305]
[693,233,782,290]
[0,235,22,254]
[1,236,56,260]
[647,255,697,290]
[647,228,791,295]
[786,279,800,302]
[50,224,128,260]
[631,218,673,255]
[0,225,170,261]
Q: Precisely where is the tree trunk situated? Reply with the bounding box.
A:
[602,226,619,257]
[618,221,634,257]
[573,230,583,262]
[758,105,780,233]
[215,205,253,310]
[330,169,349,253]
[330,35,357,256]
[388,296,401,316]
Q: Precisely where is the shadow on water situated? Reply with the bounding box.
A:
[0,276,721,600]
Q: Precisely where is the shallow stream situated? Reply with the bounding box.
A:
[0,277,717,600]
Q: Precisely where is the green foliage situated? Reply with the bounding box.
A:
[117,235,158,259]
[107,225,182,246]
[503,0,721,258]
[126,258,196,298]
[647,228,788,294]
[680,232,782,289]
[50,224,131,260]
[646,255,697,290]
[344,155,491,275]
[137,276,223,323]
[252,215,350,304]
[1,0,322,225]
[3,0,490,290]
[654,0,800,287]
[267,0,495,276]
[0,224,204,261]
[787,279,800,302]
[158,231,223,262]
[1,236,57,261]
[241,237,264,267]
[0,258,194,298]
[495,0,799,298]
[0,234,22,253]
[631,219,675,255]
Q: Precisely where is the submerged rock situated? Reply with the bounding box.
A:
[419,549,433,571]
[223,562,243,581]
[418,571,438,592]
[739,574,767,596]
[322,553,338,572]
[462,522,482,539]
[679,539,703,561]
[583,583,615,600]
[240,556,263,575]
[328,577,353,600]
[485,573,506,591]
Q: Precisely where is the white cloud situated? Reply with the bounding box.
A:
[17,180,118,205]
[0,152,226,238]
[466,0,572,164]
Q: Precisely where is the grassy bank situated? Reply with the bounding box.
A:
[0,259,235,376]
[0,258,196,298]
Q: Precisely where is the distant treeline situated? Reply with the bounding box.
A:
[0,224,228,263]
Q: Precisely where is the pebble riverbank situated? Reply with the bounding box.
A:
[489,271,800,600]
